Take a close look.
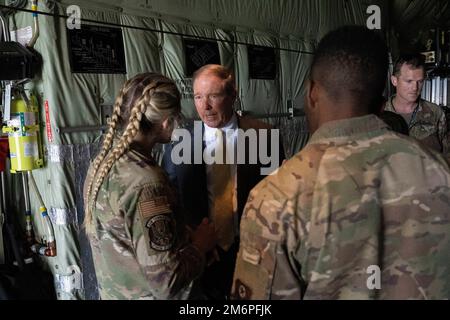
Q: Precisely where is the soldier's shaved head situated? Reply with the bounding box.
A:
[310,26,389,113]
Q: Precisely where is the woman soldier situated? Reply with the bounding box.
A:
[83,73,216,299]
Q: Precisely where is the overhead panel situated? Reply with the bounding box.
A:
[67,25,126,74]
[183,38,221,77]
[247,45,277,80]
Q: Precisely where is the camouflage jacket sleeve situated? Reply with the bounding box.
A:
[233,129,450,300]
[129,182,206,299]
[437,111,450,159]
[231,150,320,300]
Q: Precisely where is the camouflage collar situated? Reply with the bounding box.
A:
[309,114,389,144]
[128,144,156,166]
[385,96,423,114]
[386,96,425,129]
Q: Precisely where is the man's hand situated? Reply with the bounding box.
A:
[191,218,217,255]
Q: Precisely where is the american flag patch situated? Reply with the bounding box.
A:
[138,196,171,219]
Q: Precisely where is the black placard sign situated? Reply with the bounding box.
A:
[184,39,221,77]
[248,45,276,80]
[67,25,126,74]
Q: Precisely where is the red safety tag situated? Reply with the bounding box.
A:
[44,100,53,143]
[0,138,8,172]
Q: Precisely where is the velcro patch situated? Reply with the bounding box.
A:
[138,195,174,255]
[233,279,252,300]
[242,247,261,265]
[146,214,175,251]
[138,196,171,219]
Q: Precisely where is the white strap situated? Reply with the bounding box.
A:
[49,207,77,225]
[55,265,83,293]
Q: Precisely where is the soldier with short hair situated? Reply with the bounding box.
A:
[83,73,217,300]
[385,53,450,157]
[232,26,450,300]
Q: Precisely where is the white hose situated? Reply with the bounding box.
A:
[0,11,11,41]
[28,171,55,244]
[27,0,39,48]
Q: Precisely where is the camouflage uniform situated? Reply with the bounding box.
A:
[84,147,205,300]
[385,97,450,157]
[232,115,450,299]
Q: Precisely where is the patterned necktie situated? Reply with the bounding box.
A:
[211,129,234,251]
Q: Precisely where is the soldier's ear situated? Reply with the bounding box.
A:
[161,117,172,130]
[307,79,319,111]
[391,75,398,87]
[304,79,319,134]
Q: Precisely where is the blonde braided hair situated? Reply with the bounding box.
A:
[84,73,181,230]
[83,81,130,209]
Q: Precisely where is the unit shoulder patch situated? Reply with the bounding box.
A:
[146,214,175,251]
[138,195,175,255]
